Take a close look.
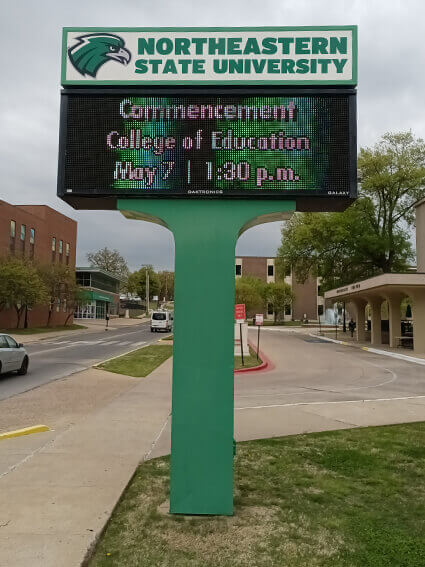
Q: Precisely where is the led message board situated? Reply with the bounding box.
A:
[58,91,356,205]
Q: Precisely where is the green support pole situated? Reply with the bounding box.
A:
[118,198,295,515]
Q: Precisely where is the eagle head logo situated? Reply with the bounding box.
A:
[68,33,131,78]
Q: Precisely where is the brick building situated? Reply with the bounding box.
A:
[0,200,77,329]
[235,256,323,321]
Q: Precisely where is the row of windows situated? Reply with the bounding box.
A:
[10,221,71,256]
[235,264,274,276]
[10,220,34,243]
[51,237,70,256]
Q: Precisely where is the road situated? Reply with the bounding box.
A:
[0,322,167,401]
[238,327,425,407]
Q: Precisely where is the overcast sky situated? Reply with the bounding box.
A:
[1,0,424,271]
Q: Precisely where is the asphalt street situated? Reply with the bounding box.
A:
[238,327,425,407]
[0,322,168,401]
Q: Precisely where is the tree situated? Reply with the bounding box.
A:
[265,281,294,323]
[278,131,425,290]
[235,276,266,313]
[128,265,160,302]
[38,264,79,326]
[87,247,129,290]
[158,271,174,301]
[0,258,47,328]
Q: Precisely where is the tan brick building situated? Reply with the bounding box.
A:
[235,256,322,321]
[0,200,77,329]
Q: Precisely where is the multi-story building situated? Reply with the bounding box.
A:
[0,200,77,328]
[235,256,322,321]
[75,267,121,319]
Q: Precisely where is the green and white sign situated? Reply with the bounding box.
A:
[62,26,357,85]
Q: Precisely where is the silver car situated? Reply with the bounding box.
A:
[0,334,29,375]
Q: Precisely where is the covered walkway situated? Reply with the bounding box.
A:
[324,273,425,355]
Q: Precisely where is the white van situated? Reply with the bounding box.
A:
[151,310,173,332]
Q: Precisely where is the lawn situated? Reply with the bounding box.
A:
[97,344,173,377]
[87,422,425,567]
[234,345,263,370]
[2,324,86,335]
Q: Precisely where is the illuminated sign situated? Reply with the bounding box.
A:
[57,91,356,202]
[62,27,357,85]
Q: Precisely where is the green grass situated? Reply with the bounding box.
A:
[87,423,425,567]
[234,345,263,370]
[98,344,173,377]
[1,324,87,335]
[161,335,174,341]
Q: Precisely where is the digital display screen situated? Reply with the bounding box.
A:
[58,92,356,200]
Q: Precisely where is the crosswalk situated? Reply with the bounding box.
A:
[39,338,148,348]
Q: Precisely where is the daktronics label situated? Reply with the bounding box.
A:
[59,93,356,199]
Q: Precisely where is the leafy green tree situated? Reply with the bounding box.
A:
[38,264,79,326]
[235,276,266,314]
[87,247,129,291]
[278,131,424,290]
[265,281,294,323]
[128,265,160,302]
[0,258,47,328]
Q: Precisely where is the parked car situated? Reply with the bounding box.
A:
[150,310,173,332]
[0,334,29,375]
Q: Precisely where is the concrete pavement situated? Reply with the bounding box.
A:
[0,361,172,567]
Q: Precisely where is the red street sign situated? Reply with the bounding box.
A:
[234,304,246,321]
[255,314,264,326]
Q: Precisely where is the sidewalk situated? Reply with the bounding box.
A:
[9,317,149,345]
[0,360,172,567]
[310,330,425,363]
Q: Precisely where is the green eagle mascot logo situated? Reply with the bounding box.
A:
[68,33,131,77]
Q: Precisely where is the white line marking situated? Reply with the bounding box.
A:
[117,341,131,346]
[235,394,425,411]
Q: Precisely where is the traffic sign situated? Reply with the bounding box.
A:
[255,314,264,326]
[235,303,246,322]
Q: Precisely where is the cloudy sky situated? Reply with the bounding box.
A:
[1,0,423,270]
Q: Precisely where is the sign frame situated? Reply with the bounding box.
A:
[61,26,358,86]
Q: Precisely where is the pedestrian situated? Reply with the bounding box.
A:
[348,318,356,338]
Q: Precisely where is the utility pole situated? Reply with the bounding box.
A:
[146,267,150,316]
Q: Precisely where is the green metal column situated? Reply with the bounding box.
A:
[118,199,295,515]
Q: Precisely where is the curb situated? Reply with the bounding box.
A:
[0,425,50,441]
[309,333,425,366]
[234,342,273,373]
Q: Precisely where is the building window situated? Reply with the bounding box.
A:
[318,305,324,316]
[66,242,70,256]
[63,298,67,312]
[10,220,16,238]
[20,225,26,241]
[318,285,322,295]
[30,228,35,244]
[235,264,242,276]
[267,303,274,315]
[59,240,63,254]
[56,298,60,312]
[285,305,291,315]
[52,237,56,251]
[268,265,274,276]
